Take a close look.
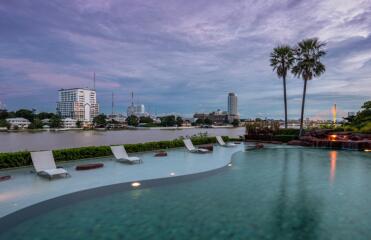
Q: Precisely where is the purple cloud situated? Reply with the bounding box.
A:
[0,0,370,118]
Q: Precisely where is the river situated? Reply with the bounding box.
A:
[0,127,245,152]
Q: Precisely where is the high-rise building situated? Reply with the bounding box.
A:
[127,104,146,117]
[126,92,148,117]
[228,93,238,115]
[56,88,99,122]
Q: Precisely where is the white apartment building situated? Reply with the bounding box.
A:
[6,118,31,129]
[56,88,99,122]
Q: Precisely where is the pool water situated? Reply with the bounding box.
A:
[1,148,371,240]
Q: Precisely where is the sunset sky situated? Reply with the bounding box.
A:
[0,0,370,119]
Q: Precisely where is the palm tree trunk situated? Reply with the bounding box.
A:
[283,75,288,128]
[299,79,307,136]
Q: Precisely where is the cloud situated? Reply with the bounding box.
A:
[0,0,370,118]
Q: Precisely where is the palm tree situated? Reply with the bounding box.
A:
[270,45,294,128]
[292,38,326,136]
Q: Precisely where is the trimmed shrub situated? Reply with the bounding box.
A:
[0,136,228,169]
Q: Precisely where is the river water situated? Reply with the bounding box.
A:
[0,127,245,152]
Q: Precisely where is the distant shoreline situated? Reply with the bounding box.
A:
[0,125,236,133]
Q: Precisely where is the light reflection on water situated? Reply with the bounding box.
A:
[330,151,337,184]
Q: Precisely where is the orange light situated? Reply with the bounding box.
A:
[329,134,337,141]
[365,149,371,152]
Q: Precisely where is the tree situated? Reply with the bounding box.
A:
[0,119,10,129]
[93,114,107,127]
[139,116,153,124]
[160,115,176,127]
[76,120,82,128]
[348,100,371,128]
[28,118,43,129]
[127,115,139,126]
[292,38,326,136]
[361,101,371,110]
[0,110,9,120]
[176,117,184,126]
[15,109,34,121]
[204,118,212,125]
[232,119,240,127]
[50,116,62,128]
[270,45,294,129]
[37,112,55,120]
[195,118,204,125]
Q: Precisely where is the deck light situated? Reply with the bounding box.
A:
[329,134,337,141]
[365,149,370,152]
[131,182,141,187]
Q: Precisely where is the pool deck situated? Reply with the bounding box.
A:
[0,144,244,218]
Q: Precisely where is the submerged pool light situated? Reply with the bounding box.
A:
[170,172,175,176]
[228,163,232,167]
[131,182,141,187]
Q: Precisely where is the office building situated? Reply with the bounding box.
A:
[228,93,238,116]
[127,104,146,117]
[56,88,99,122]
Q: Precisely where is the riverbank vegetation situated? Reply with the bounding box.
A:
[245,121,298,142]
[0,136,229,169]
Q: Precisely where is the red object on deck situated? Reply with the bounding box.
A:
[154,151,168,157]
[0,175,11,182]
[75,163,104,171]
[199,144,213,151]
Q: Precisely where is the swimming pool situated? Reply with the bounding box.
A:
[1,147,371,239]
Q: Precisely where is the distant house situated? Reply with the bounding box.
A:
[62,118,77,128]
[6,118,31,129]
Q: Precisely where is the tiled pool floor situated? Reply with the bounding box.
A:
[0,145,244,217]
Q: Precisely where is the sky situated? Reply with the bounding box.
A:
[0,0,370,120]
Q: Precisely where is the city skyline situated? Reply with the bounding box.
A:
[0,1,370,119]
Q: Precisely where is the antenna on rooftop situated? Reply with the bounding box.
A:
[132,92,134,106]
[93,72,96,90]
[112,92,115,115]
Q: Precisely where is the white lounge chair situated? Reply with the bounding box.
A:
[30,151,70,180]
[111,145,142,164]
[216,136,236,147]
[183,139,210,153]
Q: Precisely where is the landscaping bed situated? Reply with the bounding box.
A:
[0,136,228,169]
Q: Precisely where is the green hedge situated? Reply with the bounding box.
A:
[277,129,300,135]
[272,135,297,142]
[0,136,228,169]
